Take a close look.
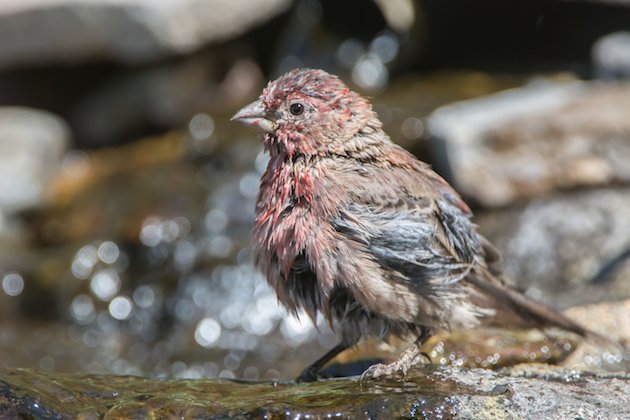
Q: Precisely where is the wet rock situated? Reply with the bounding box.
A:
[354,299,630,376]
[475,187,630,307]
[429,81,630,207]
[442,365,630,419]
[0,107,69,214]
[0,366,628,418]
[0,0,291,69]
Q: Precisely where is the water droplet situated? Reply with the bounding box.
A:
[370,31,399,63]
[174,240,196,272]
[352,53,388,90]
[205,209,228,233]
[189,113,215,140]
[98,241,120,264]
[218,370,236,379]
[239,172,260,199]
[208,236,233,258]
[280,312,315,345]
[2,272,24,296]
[139,217,162,247]
[133,285,156,308]
[337,39,365,68]
[401,117,425,140]
[71,259,92,280]
[90,269,121,301]
[70,294,95,323]
[242,309,275,336]
[195,317,222,347]
[174,299,196,321]
[76,245,99,268]
[109,296,133,320]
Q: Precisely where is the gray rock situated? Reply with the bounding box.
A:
[593,31,630,79]
[0,107,69,214]
[0,0,291,69]
[476,187,630,307]
[429,81,630,207]
[441,366,630,420]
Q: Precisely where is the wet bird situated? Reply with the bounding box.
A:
[232,68,599,382]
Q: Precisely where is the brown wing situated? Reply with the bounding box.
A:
[332,156,600,339]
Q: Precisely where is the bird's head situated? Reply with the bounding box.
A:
[232,68,377,158]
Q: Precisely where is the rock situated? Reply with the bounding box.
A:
[0,107,69,214]
[357,299,630,375]
[593,31,630,79]
[0,366,628,418]
[429,81,630,207]
[562,299,630,371]
[476,187,630,307]
[0,0,291,69]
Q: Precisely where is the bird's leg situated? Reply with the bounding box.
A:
[362,326,433,380]
[296,341,353,382]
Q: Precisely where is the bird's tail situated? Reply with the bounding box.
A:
[468,269,620,346]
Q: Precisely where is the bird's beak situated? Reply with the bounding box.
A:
[231,99,275,134]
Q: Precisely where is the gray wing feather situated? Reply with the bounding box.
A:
[332,197,484,288]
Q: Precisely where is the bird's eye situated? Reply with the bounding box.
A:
[289,102,304,116]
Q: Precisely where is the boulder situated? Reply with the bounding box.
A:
[429,81,630,207]
[0,107,69,214]
[476,187,630,306]
[0,0,291,69]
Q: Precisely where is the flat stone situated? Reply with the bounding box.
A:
[429,81,630,207]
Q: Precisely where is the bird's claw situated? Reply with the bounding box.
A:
[361,350,431,381]
[361,361,407,381]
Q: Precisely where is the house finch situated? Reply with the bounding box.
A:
[232,68,597,382]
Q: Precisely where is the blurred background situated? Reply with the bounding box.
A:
[1,0,630,380]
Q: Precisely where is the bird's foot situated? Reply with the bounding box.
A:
[361,348,431,380]
[296,365,320,383]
